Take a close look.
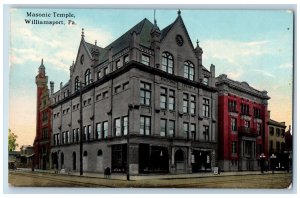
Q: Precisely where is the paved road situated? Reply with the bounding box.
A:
[8,171,292,189]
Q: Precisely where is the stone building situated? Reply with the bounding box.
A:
[34,59,52,170]
[216,74,270,171]
[50,11,218,174]
[267,112,287,169]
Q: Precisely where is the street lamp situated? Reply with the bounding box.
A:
[126,104,134,181]
[270,154,276,174]
[259,153,266,173]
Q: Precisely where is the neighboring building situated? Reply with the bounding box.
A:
[284,125,292,170]
[216,74,270,171]
[19,145,34,168]
[267,112,286,170]
[34,59,52,170]
[50,11,218,174]
[9,151,21,168]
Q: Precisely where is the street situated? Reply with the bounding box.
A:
[8,170,292,189]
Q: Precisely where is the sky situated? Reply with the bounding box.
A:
[9,8,293,150]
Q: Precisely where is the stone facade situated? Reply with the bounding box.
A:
[216,74,270,171]
[50,12,218,174]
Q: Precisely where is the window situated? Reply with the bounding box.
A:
[96,94,101,101]
[231,118,237,132]
[115,85,121,93]
[160,87,167,109]
[103,121,108,138]
[104,67,108,75]
[232,141,237,154]
[85,69,92,85]
[161,52,174,74]
[169,120,175,137]
[115,118,121,137]
[96,123,102,139]
[123,82,129,90]
[76,128,79,142]
[270,127,274,136]
[103,91,108,98]
[241,103,249,115]
[116,59,122,69]
[124,55,129,64]
[160,119,167,137]
[190,95,196,115]
[276,141,280,152]
[203,98,210,117]
[183,93,189,113]
[269,140,273,152]
[83,126,87,141]
[203,125,209,141]
[257,123,262,135]
[203,76,209,85]
[254,107,261,118]
[122,116,128,135]
[141,54,150,66]
[88,98,91,105]
[75,76,80,92]
[245,120,250,128]
[97,71,101,80]
[72,129,76,143]
[66,131,70,144]
[140,82,151,106]
[88,125,92,140]
[140,116,151,135]
[184,61,195,80]
[228,100,237,112]
[169,90,175,110]
[276,128,280,137]
[62,132,65,144]
[183,122,189,140]
[191,123,196,140]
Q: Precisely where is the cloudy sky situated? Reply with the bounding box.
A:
[9,8,293,149]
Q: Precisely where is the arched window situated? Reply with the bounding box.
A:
[85,69,91,85]
[83,151,88,156]
[161,52,174,74]
[97,149,103,156]
[75,76,80,92]
[184,61,194,81]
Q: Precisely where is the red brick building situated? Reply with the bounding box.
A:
[216,74,270,171]
[34,59,53,169]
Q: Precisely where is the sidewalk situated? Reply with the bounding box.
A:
[14,168,290,181]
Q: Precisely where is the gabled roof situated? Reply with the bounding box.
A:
[84,18,154,64]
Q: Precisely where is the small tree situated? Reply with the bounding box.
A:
[8,129,18,151]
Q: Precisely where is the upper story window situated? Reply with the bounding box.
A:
[276,128,280,137]
[169,90,175,111]
[190,95,196,115]
[257,123,262,136]
[161,52,174,74]
[116,59,122,69]
[124,55,129,64]
[254,107,261,118]
[184,61,194,81]
[231,117,237,132]
[160,119,167,137]
[203,76,209,85]
[85,69,92,86]
[203,125,209,141]
[183,122,189,140]
[140,116,151,135]
[97,71,101,80]
[228,100,237,112]
[160,87,167,109]
[270,127,274,136]
[241,103,249,115]
[140,82,151,106]
[115,118,121,137]
[75,76,80,92]
[183,93,189,113]
[203,98,210,117]
[141,54,150,66]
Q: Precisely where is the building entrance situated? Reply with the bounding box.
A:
[191,150,211,172]
[139,144,169,173]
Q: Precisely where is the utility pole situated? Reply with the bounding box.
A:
[127,104,133,181]
[79,82,83,176]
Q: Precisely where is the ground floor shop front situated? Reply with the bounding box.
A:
[50,137,217,174]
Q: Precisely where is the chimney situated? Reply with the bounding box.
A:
[50,81,54,95]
